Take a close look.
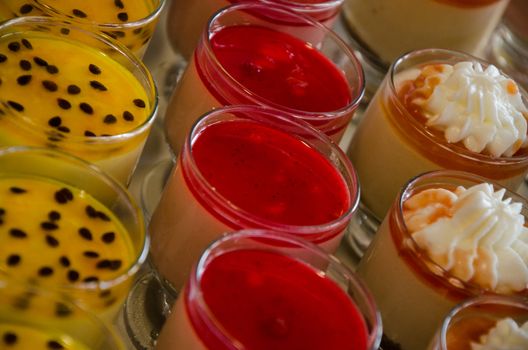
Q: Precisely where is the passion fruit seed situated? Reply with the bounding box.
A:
[19,4,34,14]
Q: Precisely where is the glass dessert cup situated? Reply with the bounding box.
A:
[357,170,528,350]
[346,48,528,257]
[0,146,148,323]
[164,2,364,156]
[156,229,382,350]
[429,295,528,350]
[0,0,166,58]
[0,16,158,185]
[0,272,125,349]
[166,0,345,61]
[342,0,509,74]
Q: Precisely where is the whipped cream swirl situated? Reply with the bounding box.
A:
[472,318,528,350]
[412,62,528,157]
[403,183,528,293]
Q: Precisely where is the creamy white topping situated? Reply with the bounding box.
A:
[472,318,528,350]
[412,62,528,157]
[403,183,528,293]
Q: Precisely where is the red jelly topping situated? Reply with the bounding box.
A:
[210,25,351,113]
[191,120,350,227]
[193,249,368,350]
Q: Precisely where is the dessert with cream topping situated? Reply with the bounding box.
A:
[357,170,528,350]
[348,49,528,223]
[428,296,528,350]
[342,0,509,70]
[0,17,157,184]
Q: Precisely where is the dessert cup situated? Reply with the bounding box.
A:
[166,0,345,60]
[342,0,509,72]
[164,2,364,155]
[0,0,165,58]
[0,272,125,349]
[429,295,528,350]
[347,48,528,255]
[151,105,359,292]
[0,146,148,323]
[156,229,382,350]
[357,170,528,350]
[0,16,158,184]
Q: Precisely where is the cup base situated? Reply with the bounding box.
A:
[140,159,175,220]
[344,202,381,260]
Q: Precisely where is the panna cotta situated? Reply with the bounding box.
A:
[357,170,528,350]
[156,230,382,350]
[348,49,528,222]
[150,105,358,291]
[0,0,164,57]
[166,0,344,59]
[164,3,364,155]
[342,0,509,69]
[0,17,157,184]
[0,147,147,322]
[429,296,528,350]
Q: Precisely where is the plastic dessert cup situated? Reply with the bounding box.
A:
[357,170,528,350]
[0,146,148,323]
[348,48,528,227]
[342,0,509,72]
[156,229,382,350]
[0,273,125,349]
[150,105,359,292]
[429,295,528,350]
[0,16,158,184]
[0,0,165,58]
[166,0,345,60]
[164,2,364,155]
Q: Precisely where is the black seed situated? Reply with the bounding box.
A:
[0,208,5,215]
[7,101,24,112]
[72,9,87,18]
[83,276,99,283]
[103,31,118,40]
[48,211,61,221]
[9,228,27,238]
[46,65,59,74]
[21,39,32,49]
[114,0,124,9]
[6,254,21,266]
[83,251,99,258]
[54,188,73,204]
[103,114,117,124]
[16,75,31,86]
[42,80,58,92]
[78,227,93,241]
[88,64,101,75]
[99,290,111,298]
[57,126,70,133]
[90,80,107,91]
[19,4,33,14]
[48,116,62,127]
[48,136,61,143]
[112,30,126,38]
[133,28,142,35]
[55,303,72,318]
[41,221,58,230]
[97,211,111,221]
[0,54,6,63]
[67,84,81,95]
[19,59,31,70]
[10,187,27,194]
[33,56,48,67]
[102,231,116,243]
[85,205,98,218]
[67,270,79,282]
[59,256,70,267]
[57,98,71,110]
[133,98,146,108]
[12,296,30,310]
[45,235,60,247]
[79,102,93,115]
[96,259,111,269]
[84,130,96,137]
[122,110,134,121]
[3,332,17,345]
[38,266,53,276]
[8,41,20,52]
[60,28,70,35]
[105,297,117,307]
[117,12,128,22]
[109,260,122,270]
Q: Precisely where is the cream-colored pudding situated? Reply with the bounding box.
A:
[358,171,528,350]
[342,0,509,68]
[348,50,528,221]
